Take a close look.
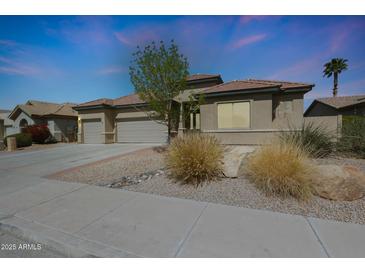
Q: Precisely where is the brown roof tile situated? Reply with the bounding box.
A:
[112,94,145,106]
[316,95,365,109]
[199,79,314,94]
[187,74,221,81]
[75,94,146,108]
[246,79,314,90]
[75,98,114,107]
[15,100,77,118]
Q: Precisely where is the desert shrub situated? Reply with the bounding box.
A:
[4,133,32,148]
[165,133,224,185]
[23,124,51,144]
[245,142,316,200]
[337,116,365,158]
[279,122,334,158]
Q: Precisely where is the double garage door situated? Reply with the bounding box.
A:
[82,118,167,144]
[116,119,167,143]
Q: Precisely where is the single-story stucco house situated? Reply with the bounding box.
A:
[8,100,78,142]
[304,94,365,134]
[0,109,15,137]
[74,74,314,145]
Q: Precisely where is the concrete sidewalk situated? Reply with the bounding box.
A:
[1,178,365,257]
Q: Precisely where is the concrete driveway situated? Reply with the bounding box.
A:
[0,143,157,177]
[1,143,365,257]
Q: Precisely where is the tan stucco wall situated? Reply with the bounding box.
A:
[304,115,342,137]
[202,130,277,145]
[200,93,273,131]
[272,92,304,129]
[305,102,338,117]
[199,91,306,145]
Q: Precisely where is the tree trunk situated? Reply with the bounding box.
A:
[333,72,338,97]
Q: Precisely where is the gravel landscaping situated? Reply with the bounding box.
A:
[51,147,365,225]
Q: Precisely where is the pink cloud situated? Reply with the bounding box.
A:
[97,65,127,75]
[114,32,133,46]
[230,34,267,50]
[114,29,160,47]
[240,16,267,25]
[267,55,322,80]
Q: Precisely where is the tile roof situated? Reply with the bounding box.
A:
[10,100,78,119]
[187,74,221,81]
[75,98,114,107]
[246,79,314,90]
[199,79,314,94]
[75,94,146,108]
[315,95,365,109]
[112,94,145,106]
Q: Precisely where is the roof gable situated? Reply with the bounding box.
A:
[304,94,365,116]
[9,100,77,120]
[316,95,365,109]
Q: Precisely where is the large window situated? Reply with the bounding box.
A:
[217,101,250,129]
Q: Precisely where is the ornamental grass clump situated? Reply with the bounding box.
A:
[245,142,316,200]
[165,134,224,185]
[279,122,334,158]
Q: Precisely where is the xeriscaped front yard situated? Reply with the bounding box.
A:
[49,146,365,225]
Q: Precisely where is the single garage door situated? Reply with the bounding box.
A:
[83,119,103,144]
[117,119,168,143]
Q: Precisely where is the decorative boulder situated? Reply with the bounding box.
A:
[313,165,365,201]
[222,146,256,178]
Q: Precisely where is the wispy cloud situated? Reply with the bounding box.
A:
[0,39,18,47]
[239,16,268,25]
[229,34,267,50]
[97,65,127,75]
[0,56,41,76]
[45,16,113,46]
[114,29,161,47]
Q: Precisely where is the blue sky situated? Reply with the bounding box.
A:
[0,15,365,110]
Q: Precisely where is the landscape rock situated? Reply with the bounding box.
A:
[313,164,365,201]
[222,146,256,178]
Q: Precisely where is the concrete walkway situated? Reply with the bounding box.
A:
[1,144,365,257]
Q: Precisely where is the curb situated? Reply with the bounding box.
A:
[0,215,140,258]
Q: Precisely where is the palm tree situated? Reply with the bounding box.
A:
[323,58,348,97]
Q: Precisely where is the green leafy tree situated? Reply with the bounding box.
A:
[129,40,189,143]
[323,58,348,97]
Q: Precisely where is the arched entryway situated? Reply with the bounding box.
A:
[19,119,29,131]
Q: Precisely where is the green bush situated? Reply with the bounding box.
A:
[165,133,224,185]
[4,133,32,148]
[279,122,334,158]
[337,116,365,158]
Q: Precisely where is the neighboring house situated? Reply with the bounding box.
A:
[304,95,365,134]
[8,100,78,142]
[75,74,314,145]
[0,109,16,137]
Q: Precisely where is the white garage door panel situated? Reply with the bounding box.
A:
[117,119,167,143]
[83,119,103,144]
